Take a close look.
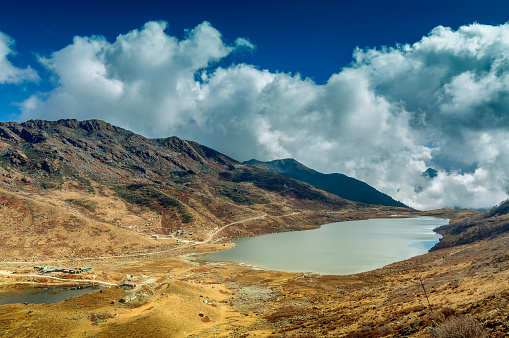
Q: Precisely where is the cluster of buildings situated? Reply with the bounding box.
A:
[34,264,92,274]
[33,264,140,304]
[118,281,137,303]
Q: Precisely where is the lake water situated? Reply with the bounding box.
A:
[200,217,448,275]
[0,285,103,306]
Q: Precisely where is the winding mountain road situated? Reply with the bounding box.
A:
[0,210,303,265]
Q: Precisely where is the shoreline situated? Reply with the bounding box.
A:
[196,216,447,276]
[0,214,451,283]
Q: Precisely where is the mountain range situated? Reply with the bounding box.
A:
[244,158,408,208]
[0,119,414,260]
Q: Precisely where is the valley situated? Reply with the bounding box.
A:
[0,120,507,337]
[2,208,508,337]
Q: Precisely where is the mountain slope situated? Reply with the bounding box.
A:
[0,119,349,209]
[432,199,509,250]
[244,158,408,208]
[0,119,410,260]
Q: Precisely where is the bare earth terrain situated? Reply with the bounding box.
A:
[3,206,509,338]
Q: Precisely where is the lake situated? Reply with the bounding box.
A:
[200,216,448,275]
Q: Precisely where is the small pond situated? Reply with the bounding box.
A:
[0,285,103,306]
[200,216,448,275]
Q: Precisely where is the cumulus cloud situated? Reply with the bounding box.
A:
[20,21,240,133]
[19,20,509,210]
[0,31,39,84]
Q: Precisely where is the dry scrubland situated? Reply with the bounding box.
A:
[1,227,509,337]
[0,120,507,337]
[2,196,507,337]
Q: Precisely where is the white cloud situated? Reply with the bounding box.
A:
[234,37,255,49]
[19,21,509,210]
[0,31,39,84]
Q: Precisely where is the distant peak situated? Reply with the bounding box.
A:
[271,158,301,165]
[244,159,265,165]
[245,157,409,208]
[422,168,438,179]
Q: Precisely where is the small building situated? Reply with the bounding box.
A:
[118,281,136,290]
[151,235,159,239]
[119,293,137,303]
[41,265,60,273]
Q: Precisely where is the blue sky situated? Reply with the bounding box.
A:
[1,0,509,210]
[2,0,508,115]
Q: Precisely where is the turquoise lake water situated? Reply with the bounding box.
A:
[200,216,448,275]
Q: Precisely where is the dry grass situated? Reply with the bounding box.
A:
[428,316,489,338]
[264,306,306,322]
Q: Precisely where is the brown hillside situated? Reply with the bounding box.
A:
[0,119,416,260]
[432,200,509,250]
